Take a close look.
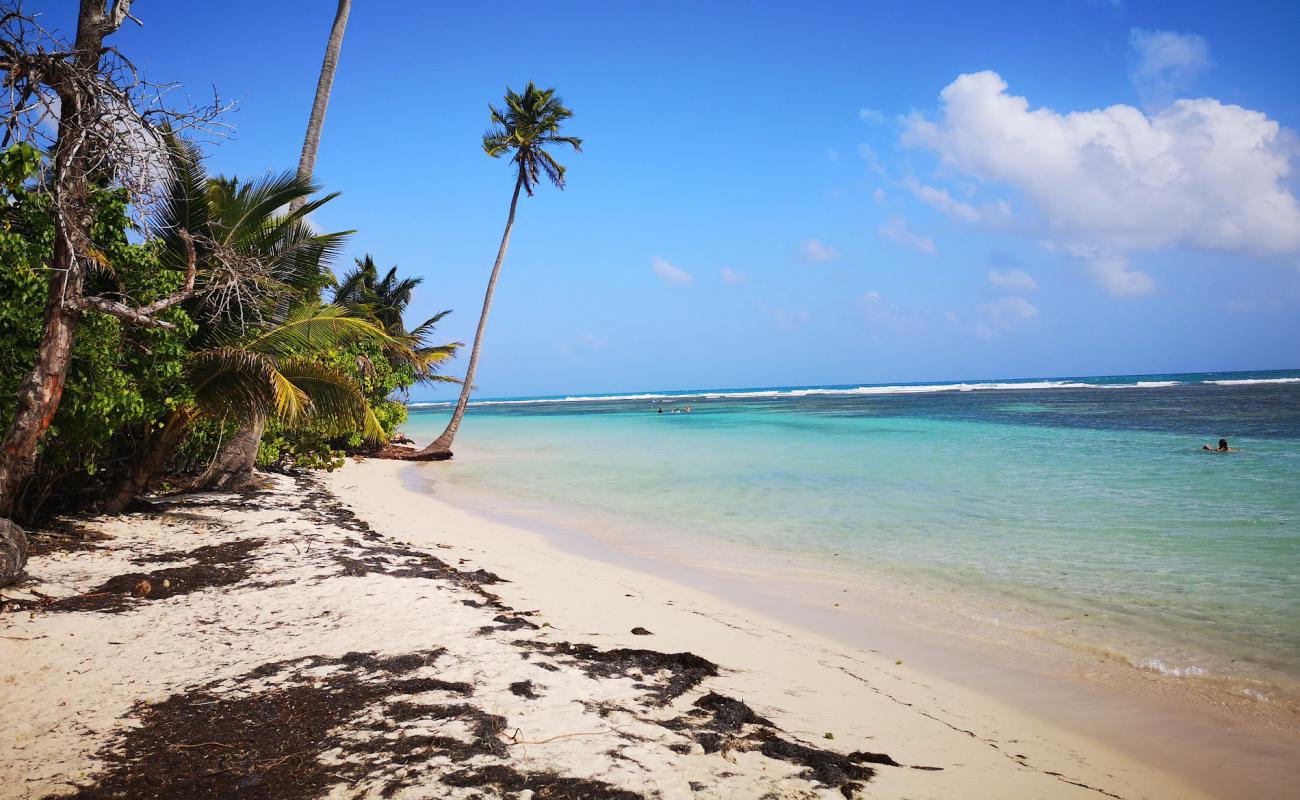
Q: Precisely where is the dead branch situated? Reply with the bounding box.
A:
[64,229,196,329]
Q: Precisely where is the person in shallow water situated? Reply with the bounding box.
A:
[1203,438,1237,452]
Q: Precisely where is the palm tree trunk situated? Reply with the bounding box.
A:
[100,407,197,514]
[287,0,350,215]
[410,175,525,460]
[196,410,269,492]
[205,0,349,483]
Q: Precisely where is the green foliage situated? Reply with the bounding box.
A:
[0,148,196,518]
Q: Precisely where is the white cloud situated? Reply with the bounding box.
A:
[802,239,841,263]
[1129,28,1210,109]
[824,148,840,161]
[1086,252,1155,297]
[651,256,693,285]
[902,71,1300,256]
[859,108,887,125]
[987,267,1038,291]
[858,143,886,176]
[905,176,1012,225]
[1052,243,1155,297]
[721,267,748,285]
[872,188,886,204]
[878,217,936,254]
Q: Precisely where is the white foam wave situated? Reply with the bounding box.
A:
[1132,657,1209,679]
[408,379,1221,408]
[405,375,1299,409]
[1203,377,1300,385]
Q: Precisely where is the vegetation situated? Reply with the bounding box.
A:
[0,0,574,586]
[412,82,582,460]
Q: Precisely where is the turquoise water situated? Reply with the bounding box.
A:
[403,371,1300,708]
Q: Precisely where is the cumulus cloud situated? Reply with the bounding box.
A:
[651,256,693,285]
[1047,243,1154,297]
[721,267,748,285]
[902,70,1300,256]
[802,239,841,263]
[905,176,1012,225]
[1129,28,1211,109]
[987,267,1038,291]
[878,217,936,254]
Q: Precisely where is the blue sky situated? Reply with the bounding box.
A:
[36,0,1300,398]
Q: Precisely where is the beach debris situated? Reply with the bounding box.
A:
[631,626,653,635]
[509,680,541,699]
[516,640,719,705]
[825,732,835,740]
[8,538,266,613]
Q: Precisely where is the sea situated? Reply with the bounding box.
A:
[401,369,1300,716]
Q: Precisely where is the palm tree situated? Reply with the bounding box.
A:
[101,303,394,513]
[333,255,462,388]
[411,82,581,460]
[153,135,354,490]
[289,0,351,215]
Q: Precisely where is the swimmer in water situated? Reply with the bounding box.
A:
[1203,438,1237,452]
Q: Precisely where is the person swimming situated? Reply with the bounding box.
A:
[1203,438,1237,452]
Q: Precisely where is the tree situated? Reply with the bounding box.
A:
[289,0,350,215]
[410,82,581,460]
[0,1,224,585]
[101,303,394,513]
[333,255,462,389]
[155,149,352,492]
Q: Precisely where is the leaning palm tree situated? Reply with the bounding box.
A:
[411,82,581,460]
[101,303,394,513]
[289,0,351,215]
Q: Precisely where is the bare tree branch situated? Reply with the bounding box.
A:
[65,229,196,329]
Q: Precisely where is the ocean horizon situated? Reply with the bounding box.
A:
[404,367,1300,718]
[407,367,1300,407]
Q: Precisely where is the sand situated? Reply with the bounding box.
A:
[0,458,1247,799]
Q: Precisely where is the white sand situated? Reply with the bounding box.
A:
[0,460,1232,799]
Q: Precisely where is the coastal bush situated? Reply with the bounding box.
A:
[0,149,196,519]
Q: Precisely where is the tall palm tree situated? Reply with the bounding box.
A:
[101,303,394,513]
[333,255,462,387]
[411,82,581,460]
[289,0,351,215]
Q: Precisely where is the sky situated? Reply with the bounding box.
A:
[32,0,1300,398]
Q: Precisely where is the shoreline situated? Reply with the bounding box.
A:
[394,457,1300,799]
[0,459,1291,798]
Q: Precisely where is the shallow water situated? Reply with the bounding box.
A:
[403,370,1300,712]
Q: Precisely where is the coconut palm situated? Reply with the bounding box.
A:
[289,0,351,215]
[101,303,394,513]
[411,82,581,460]
[152,135,355,490]
[333,255,462,387]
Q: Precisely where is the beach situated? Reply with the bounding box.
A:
[3,457,1293,799]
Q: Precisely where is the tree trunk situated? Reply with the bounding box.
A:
[100,407,196,514]
[287,0,350,215]
[0,2,124,585]
[205,0,350,479]
[196,410,268,492]
[409,176,524,461]
[0,519,27,587]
